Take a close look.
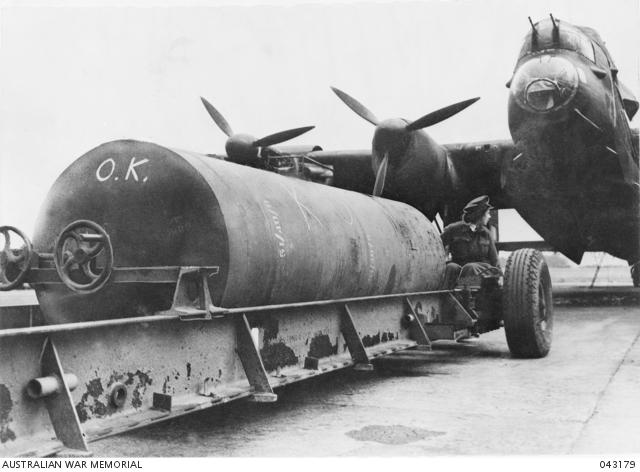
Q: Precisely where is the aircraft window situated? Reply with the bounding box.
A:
[592,42,609,67]
[560,30,595,62]
[518,34,533,59]
[511,55,579,112]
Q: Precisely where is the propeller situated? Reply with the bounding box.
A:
[406,97,480,131]
[200,96,315,164]
[331,87,479,196]
[372,153,389,197]
[201,96,234,137]
[252,127,316,148]
[330,87,479,132]
[330,87,380,126]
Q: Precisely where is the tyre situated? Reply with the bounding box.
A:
[502,248,553,358]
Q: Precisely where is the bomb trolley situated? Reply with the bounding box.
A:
[0,220,552,457]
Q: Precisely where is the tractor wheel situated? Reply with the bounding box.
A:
[502,249,553,358]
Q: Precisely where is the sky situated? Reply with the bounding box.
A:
[0,0,638,264]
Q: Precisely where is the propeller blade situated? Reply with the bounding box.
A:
[302,155,334,171]
[372,153,389,197]
[406,97,480,131]
[330,86,380,126]
[200,97,234,137]
[253,126,315,148]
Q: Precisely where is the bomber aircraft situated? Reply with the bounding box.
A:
[201,16,640,286]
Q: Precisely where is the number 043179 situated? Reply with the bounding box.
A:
[600,461,636,469]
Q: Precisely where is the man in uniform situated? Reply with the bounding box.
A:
[441,195,500,288]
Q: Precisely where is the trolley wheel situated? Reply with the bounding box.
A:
[0,226,33,290]
[502,248,553,358]
[54,220,113,294]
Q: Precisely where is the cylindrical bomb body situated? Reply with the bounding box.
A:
[33,140,445,323]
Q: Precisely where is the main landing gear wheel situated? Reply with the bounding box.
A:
[54,220,114,294]
[502,248,553,358]
[0,226,33,291]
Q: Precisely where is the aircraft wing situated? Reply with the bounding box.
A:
[444,139,518,211]
[308,141,518,213]
[306,149,375,194]
[495,240,554,252]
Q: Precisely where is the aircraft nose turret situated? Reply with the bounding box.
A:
[510,55,579,112]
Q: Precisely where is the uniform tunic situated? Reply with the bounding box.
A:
[441,221,498,267]
[440,221,499,288]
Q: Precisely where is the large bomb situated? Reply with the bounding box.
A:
[33,140,446,323]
